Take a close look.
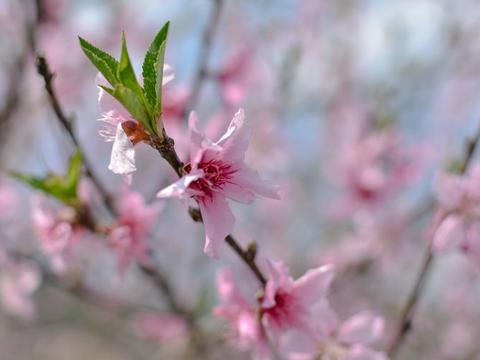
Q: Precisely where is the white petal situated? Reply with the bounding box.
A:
[156,171,203,199]
[108,123,136,175]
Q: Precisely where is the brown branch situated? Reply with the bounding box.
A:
[152,0,267,287]
[180,0,223,122]
[34,54,193,322]
[387,124,480,357]
[35,55,115,213]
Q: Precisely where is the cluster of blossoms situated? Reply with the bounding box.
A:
[92,59,388,358]
[31,182,158,276]
[215,261,387,360]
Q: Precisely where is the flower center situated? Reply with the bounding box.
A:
[185,159,236,201]
[260,291,295,329]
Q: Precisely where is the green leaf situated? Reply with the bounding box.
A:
[142,21,170,111]
[10,150,84,205]
[112,84,154,133]
[118,32,144,99]
[11,172,72,204]
[78,37,119,86]
[65,150,82,196]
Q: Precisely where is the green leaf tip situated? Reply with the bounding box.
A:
[78,36,119,86]
[79,21,172,138]
[10,149,84,206]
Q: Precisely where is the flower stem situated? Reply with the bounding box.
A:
[387,123,480,357]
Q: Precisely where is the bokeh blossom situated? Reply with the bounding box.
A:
[107,189,161,273]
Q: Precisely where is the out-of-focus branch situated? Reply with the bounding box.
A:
[387,124,480,358]
[0,2,38,154]
[180,0,223,122]
[35,55,115,212]
[34,54,194,321]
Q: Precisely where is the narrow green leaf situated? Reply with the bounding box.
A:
[153,40,167,114]
[10,172,72,204]
[142,21,170,110]
[78,37,119,86]
[112,85,154,133]
[118,32,144,98]
[65,150,82,195]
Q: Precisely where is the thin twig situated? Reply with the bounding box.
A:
[0,2,38,154]
[35,55,115,212]
[180,0,223,122]
[387,124,480,357]
[35,54,192,320]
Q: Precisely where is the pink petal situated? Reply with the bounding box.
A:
[310,301,339,338]
[198,193,235,258]
[221,182,257,203]
[188,112,219,164]
[156,171,203,199]
[216,268,248,307]
[238,311,259,342]
[232,164,280,200]
[263,260,293,308]
[292,265,334,305]
[338,311,385,346]
[216,108,251,162]
[108,123,136,175]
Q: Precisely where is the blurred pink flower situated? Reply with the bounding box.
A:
[163,84,190,121]
[214,268,272,360]
[432,164,480,264]
[334,129,416,217]
[31,198,82,274]
[133,312,188,345]
[108,189,160,274]
[260,260,334,341]
[217,50,250,106]
[0,250,41,320]
[97,65,174,176]
[157,109,280,257]
[284,306,387,360]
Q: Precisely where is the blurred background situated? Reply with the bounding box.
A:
[1,0,480,359]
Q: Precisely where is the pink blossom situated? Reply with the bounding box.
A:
[31,198,81,274]
[217,50,250,106]
[214,268,271,360]
[0,250,41,320]
[260,260,334,341]
[108,189,160,273]
[157,109,280,257]
[133,312,188,346]
[333,129,416,217]
[97,65,174,176]
[432,164,480,264]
